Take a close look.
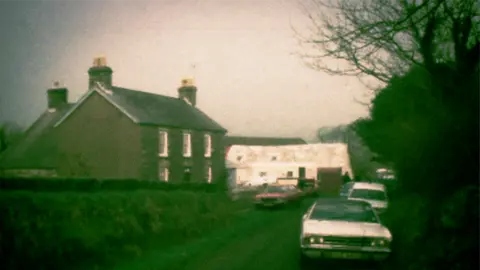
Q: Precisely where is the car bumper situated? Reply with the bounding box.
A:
[254,200,286,207]
[300,244,390,261]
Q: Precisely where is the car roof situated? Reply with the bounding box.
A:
[352,182,386,191]
[314,197,372,207]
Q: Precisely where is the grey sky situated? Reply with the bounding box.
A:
[0,0,369,139]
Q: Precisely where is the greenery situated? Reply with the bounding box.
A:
[0,189,252,270]
[0,121,23,153]
[300,0,479,269]
[316,124,379,180]
[0,177,226,192]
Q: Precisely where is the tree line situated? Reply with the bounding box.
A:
[300,0,478,269]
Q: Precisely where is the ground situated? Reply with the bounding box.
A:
[114,199,386,270]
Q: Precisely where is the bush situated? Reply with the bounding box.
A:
[0,189,250,270]
[382,186,479,270]
[0,177,225,193]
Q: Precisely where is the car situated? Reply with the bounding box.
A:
[345,182,388,214]
[339,182,355,198]
[254,184,303,208]
[298,178,319,197]
[299,198,392,267]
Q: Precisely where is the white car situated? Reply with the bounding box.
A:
[344,182,389,214]
[300,198,392,266]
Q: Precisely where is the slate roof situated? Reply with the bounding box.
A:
[107,86,226,132]
[224,136,307,147]
[0,104,73,169]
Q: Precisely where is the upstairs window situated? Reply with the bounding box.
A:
[158,130,168,157]
[204,134,212,157]
[183,132,192,157]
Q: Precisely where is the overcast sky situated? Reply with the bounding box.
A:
[0,0,370,139]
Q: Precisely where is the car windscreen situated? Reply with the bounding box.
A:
[264,186,286,193]
[309,203,378,223]
[349,188,386,201]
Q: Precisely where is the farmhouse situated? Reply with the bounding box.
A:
[0,57,227,183]
[226,143,354,187]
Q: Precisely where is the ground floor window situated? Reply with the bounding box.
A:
[206,165,212,183]
[159,166,169,182]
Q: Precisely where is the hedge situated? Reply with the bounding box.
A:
[0,189,252,270]
[0,177,225,192]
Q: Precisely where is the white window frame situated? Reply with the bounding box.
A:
[206,166,212,183]
[158,130,168,157]
[204,134,212,157]
[183,132,192,157]
[159,167,169,182]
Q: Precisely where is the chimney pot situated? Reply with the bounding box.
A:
[93,56,107,67]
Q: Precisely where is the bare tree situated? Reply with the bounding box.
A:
[293,0,480,89]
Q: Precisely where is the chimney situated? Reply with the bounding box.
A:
[178,77,197,106]
[47,81,68,110]
[88,56,113,89]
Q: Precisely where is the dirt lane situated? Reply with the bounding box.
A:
[115,199,386,270]
[177,206,303,270]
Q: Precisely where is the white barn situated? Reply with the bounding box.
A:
[226,143,354,185]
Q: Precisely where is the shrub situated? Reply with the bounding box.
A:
[0,189,249,270]
[0,177,225,193]
[382,186,479,270]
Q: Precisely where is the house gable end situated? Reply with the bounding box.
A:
[54,87,139,128]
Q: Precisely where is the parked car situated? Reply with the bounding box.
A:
[299,198,392,267]
[298,178,319,197]
[254,184,303,208]
[339,181,355,198]
[344,182,389,214]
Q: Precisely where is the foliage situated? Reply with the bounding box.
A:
[300,0,479,269]
[0,121,23,153]
[0,189,250,270]
[316,124,378,179]
[0,177,226,193]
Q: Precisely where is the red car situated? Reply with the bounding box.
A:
[254,184,303,208]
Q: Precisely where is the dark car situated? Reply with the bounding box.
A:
[254,184,303,208]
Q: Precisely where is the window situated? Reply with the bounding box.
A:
[271,156,277,161]
[183,132,192,157]
[206,165,212,183]
[236,155,243,162]
[287,171,293,177]
[183,167,192,182]
[158,130,168,156]
[204,134,212,157]
[349,189,387,201]
[259,172,267,177]
[159,167,169,182]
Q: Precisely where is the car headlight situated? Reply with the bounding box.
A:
[302,234,325,245]
[370,238,391,248]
